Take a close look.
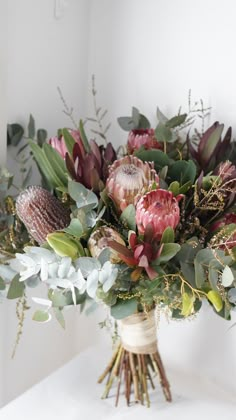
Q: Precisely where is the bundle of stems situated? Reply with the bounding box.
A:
[98,343,172,407]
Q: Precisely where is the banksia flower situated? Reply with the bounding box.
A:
[127,129,162,154]
[88,226,125,263]
[136,189,182,239]
[16,186,71,244]
[106,155,159,213]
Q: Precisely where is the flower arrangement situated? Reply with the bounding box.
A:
[1,100,236,407]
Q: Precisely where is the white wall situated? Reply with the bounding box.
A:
[87,0,236,392]
[1,0,94,406]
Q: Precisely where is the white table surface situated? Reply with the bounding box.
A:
[1,344,236,420]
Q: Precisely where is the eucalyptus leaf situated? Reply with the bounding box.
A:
[37,129,48,147]
[64,218,84,238]
[28,114,35,139]
[166,113,187,129]
[155,123,173,143]
[120,204,136,231]
[0,277,5,290]
[222,265,234,287]
[153,243,180,265]
[53,307,65,329]
[7,275,25,300]
[161,227,175,244]
[134,149,169,171]
[110,297,137,320]
[32,310,51,323]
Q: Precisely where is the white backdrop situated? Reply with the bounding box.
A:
[1,0,236,408]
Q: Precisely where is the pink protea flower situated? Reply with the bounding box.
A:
[49,130,81,159]
[136,189,182,239]
[106,155,159,213]
[127,129,162,154]
[211,213,236,249]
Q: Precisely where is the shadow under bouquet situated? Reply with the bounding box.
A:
[1,106,236,407]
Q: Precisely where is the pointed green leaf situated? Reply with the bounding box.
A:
[61,128,75,156]
[111,298,137,320]
[28,114,35,138]
[166,113,187,129]
[161,227,175,244]
[181,292,195,317]
[79,120,90,153]
[7,275,25,299]
[120,204,136,231]
[207,290,223,312]
[153,243,180,265]
[0,277,6,290]
[53,308,65,329]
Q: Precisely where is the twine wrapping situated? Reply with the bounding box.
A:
[118,310,157,354]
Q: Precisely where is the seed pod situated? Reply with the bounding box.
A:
[47,232,79,259]
[88,226,125,263]
[16,186,70,244]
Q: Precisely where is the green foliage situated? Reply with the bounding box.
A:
[207,290,223,312]
[118,107,150,131]
[168,160,197,186]
[32,310,50,323]
[7,275,25,300]
[61,128,75,156]
[28,114,35,139]
[79,119,90,153]
[161,227,175,244]
[68,180,98,211]
[153,243,180,265]
[120,204,136,231]
[53,308,65,329]
[0,277,6,290]
[7,123,24,146]
[110,297,138,320]
[29,140,68,190]
[134,149,170,171]
[63,218,84,238]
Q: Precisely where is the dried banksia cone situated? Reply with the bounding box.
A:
[16,186,71,244]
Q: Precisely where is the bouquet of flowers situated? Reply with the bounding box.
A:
[1,103,236,407]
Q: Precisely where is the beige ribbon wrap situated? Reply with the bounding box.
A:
[118,310,157,354]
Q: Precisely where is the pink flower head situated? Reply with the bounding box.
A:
[49,130,81,159]
[136,189,182,239]
[211,213,236,249]
[127,129,162,154]
[106,155,159,213]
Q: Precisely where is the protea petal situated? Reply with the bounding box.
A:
[106,155,159,213]
[127,129,162,154]
[136,189,181,239]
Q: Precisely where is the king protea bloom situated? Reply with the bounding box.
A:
[136,189,182,239]
[88,226,125,263]
[106,155,159,213]
[127,129,162,154]
[16,186,71,244]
